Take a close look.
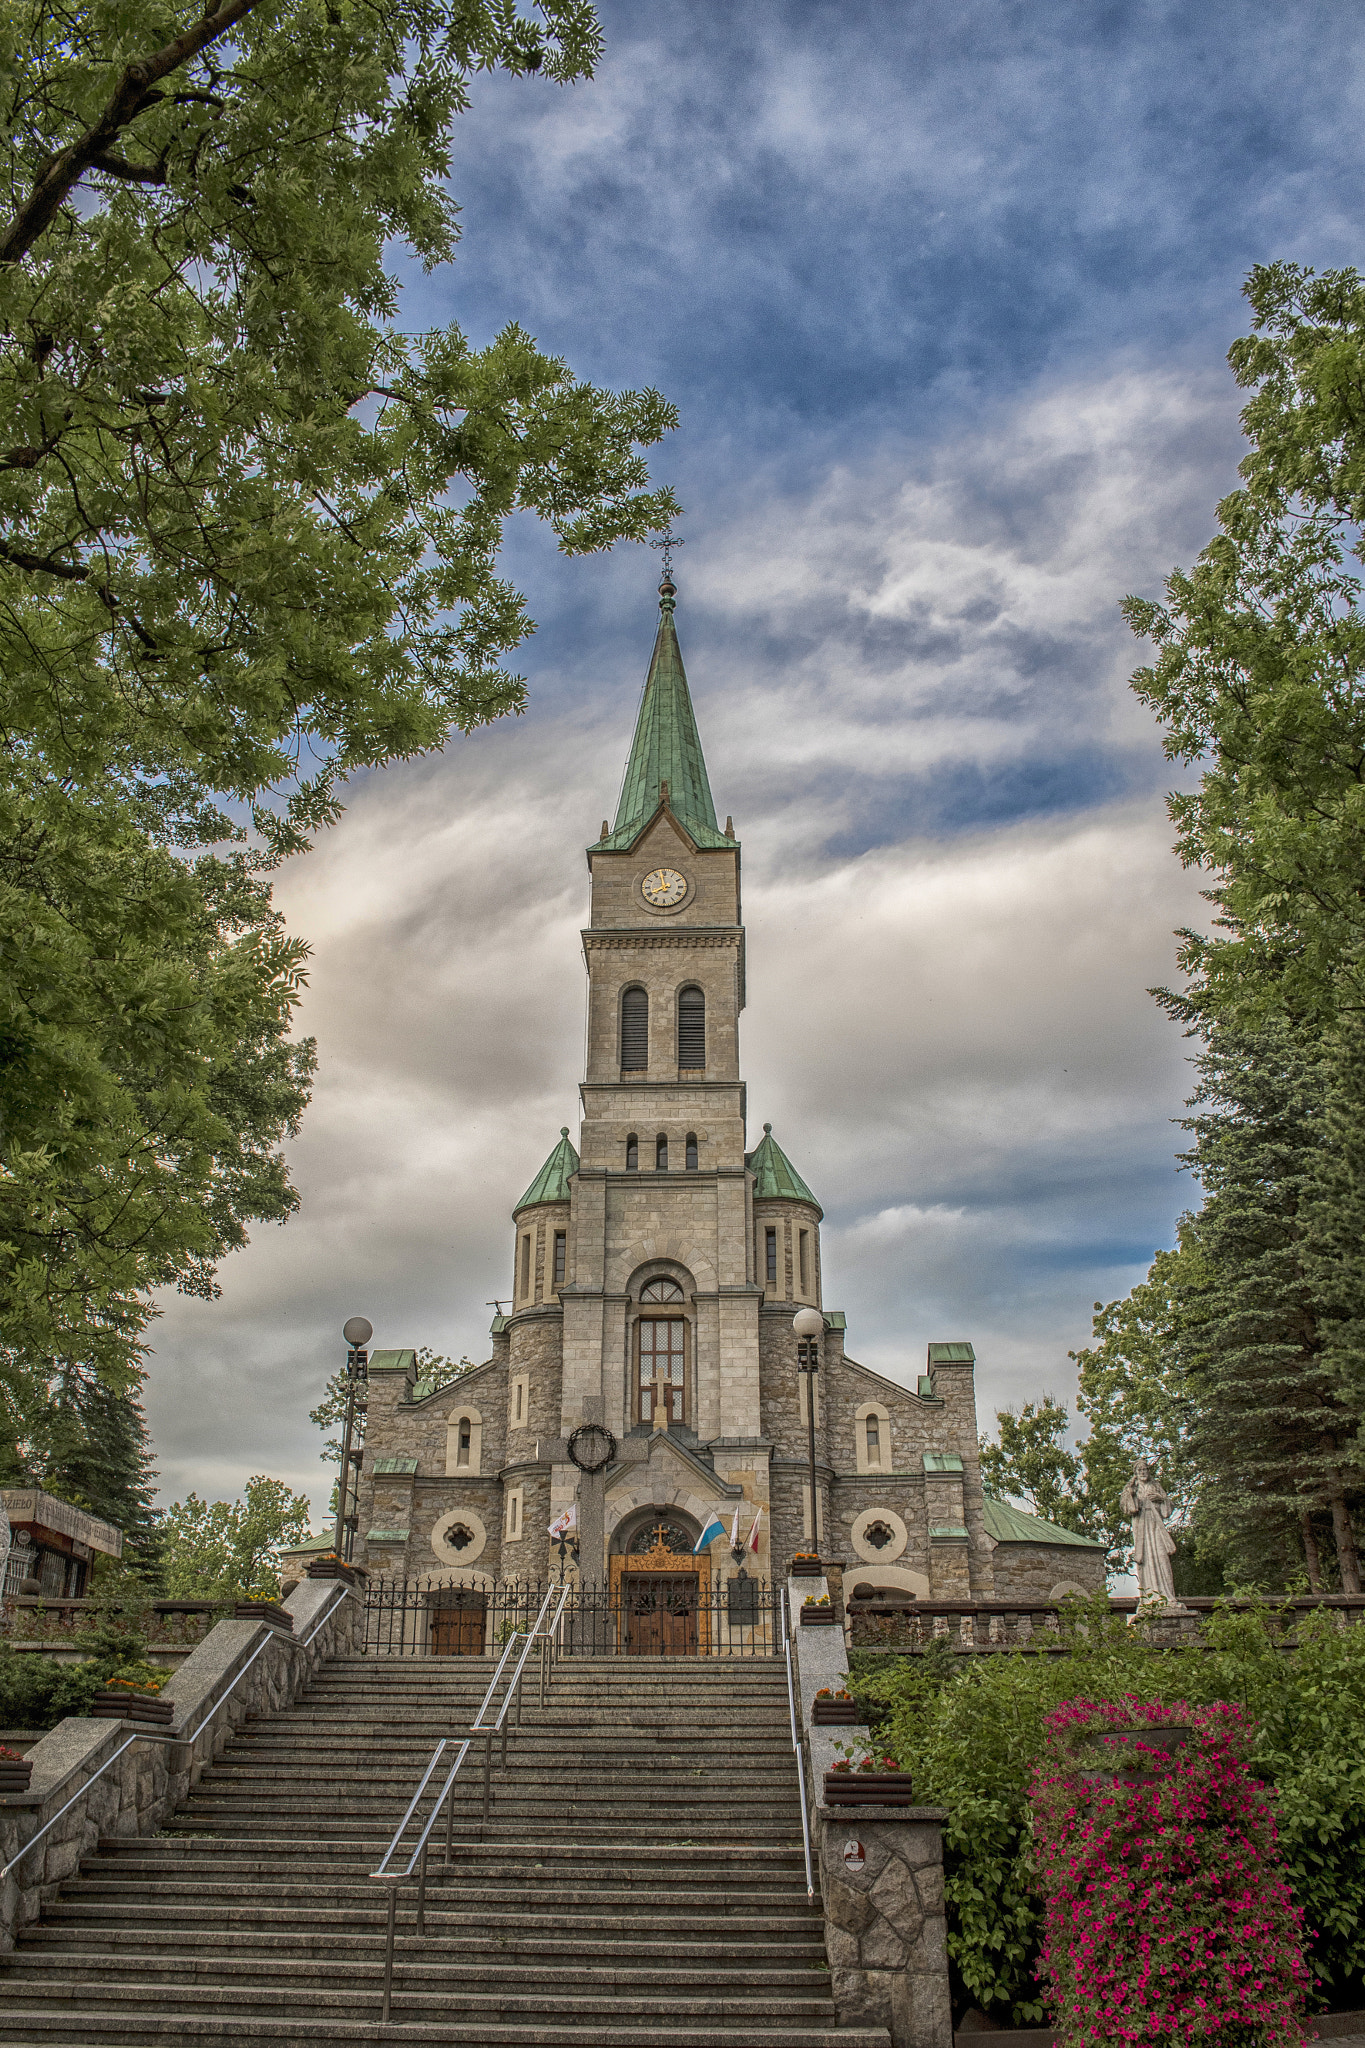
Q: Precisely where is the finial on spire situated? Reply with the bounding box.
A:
[650,530,684,587]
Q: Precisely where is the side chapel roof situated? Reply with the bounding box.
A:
[596,578,732,853]
[981,1498,1107,1550]
[515,1127,579,1211]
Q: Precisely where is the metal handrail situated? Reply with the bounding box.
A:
[369,1581,571,2023]
[782,1587,815,1901]
[0,1583,352,1885]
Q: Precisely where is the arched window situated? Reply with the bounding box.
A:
[621,986,648,1071]
[677,985,705,1069]
[685,1132,698,1170]
[640,1277,684,1302]
[655,1132,669,1171]
[625,1133,639,1171]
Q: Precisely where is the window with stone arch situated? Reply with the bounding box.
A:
[635,1276,687,1428]
[854,1401,891,1475]
[445,1407,483,1475]
[620,985,648,1071]
[677,984,705,1070]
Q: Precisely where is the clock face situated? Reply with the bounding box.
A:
[641,866,688,908]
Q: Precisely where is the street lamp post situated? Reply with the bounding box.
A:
[793,1307,824,1558]
[333,1317,372,1561]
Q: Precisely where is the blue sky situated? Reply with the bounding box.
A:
[147,0,1365,1517]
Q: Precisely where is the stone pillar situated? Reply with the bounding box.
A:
[577,1396,607,1589]
[814,1803,952,2048]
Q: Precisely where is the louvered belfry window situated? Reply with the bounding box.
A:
[677,985,705,1069]
[621,986,648,1070]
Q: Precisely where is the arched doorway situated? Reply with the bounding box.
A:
[609,1510,708,1655]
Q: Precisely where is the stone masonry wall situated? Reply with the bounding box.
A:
[0,1576,360,1956]
[990,1539,1107,1601]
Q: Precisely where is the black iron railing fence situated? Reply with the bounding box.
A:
[361,1572,779,1658]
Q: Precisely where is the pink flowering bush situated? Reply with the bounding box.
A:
[1029,1696,1312,2047]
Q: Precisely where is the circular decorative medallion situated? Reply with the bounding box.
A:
[567,1422,617,1473]
[641,866,687,908]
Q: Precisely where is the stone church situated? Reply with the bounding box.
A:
[353,574,1104,1609]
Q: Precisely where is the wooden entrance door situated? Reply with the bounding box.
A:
[610,1533,711,1655]
[624,1574,698,1654]
[429,1588,486,1655]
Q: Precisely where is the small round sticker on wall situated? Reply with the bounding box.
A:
[843,1839,865,1873]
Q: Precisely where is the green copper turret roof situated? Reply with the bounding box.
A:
[746,1124,821,1210]
[515,1127,579,1211]
[597,579,732,853]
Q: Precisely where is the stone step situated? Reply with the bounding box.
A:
[0,2014,889,2047]
[95,1836,812,1869]
[2,1951,829,1994]
[61,1880,814,1914]
[27,1921,828,1960]
[0,1980,842,2024]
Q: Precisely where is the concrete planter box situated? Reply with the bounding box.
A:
[824,1769,915,1805]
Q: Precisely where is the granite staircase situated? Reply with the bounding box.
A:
[0,1651,889,2046]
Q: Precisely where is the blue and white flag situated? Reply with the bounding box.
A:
[693,1512,725,1553]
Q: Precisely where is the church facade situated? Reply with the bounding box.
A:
[352,575,1105,1606]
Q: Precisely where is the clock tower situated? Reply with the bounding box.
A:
[553,569,768,1564]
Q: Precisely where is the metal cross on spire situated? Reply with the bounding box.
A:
[650,531,684,580]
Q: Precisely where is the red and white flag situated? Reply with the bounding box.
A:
[747,1507,763,1553]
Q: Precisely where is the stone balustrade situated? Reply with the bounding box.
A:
[848,1590,1365,1653]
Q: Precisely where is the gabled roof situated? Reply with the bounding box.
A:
[982,1498,1107,1550]
[515,1127,579,1211]
[596,579,732,854]
[746,1124,820,1210]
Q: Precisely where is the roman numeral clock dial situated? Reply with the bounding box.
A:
[641,867,687,908]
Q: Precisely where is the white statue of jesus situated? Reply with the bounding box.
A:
[1121,1460,1179,1607]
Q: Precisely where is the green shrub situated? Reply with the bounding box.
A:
[0,1582,171,1731]
[852,1597,1365,2027]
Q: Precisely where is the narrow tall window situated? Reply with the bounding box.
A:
[626,1133,639,1171]
[457,1418,472,1467]
[865,1414,881,1467]
[677,985,705,1069]
[621,986,648,1071]
[553,1230,566,1285]
[520,1232,531,1298]
[799,1229,809,1294]
[685,1132,699,1171]
[513,1381,524,1424]
[765,1227,777,1287]
[655,1132,669,1171]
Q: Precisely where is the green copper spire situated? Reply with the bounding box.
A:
[514,1127,579,1212]
[746,1124,822,1214]
[597,576,731,852]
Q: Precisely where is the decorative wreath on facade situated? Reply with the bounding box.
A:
[567,1423,617,1473]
